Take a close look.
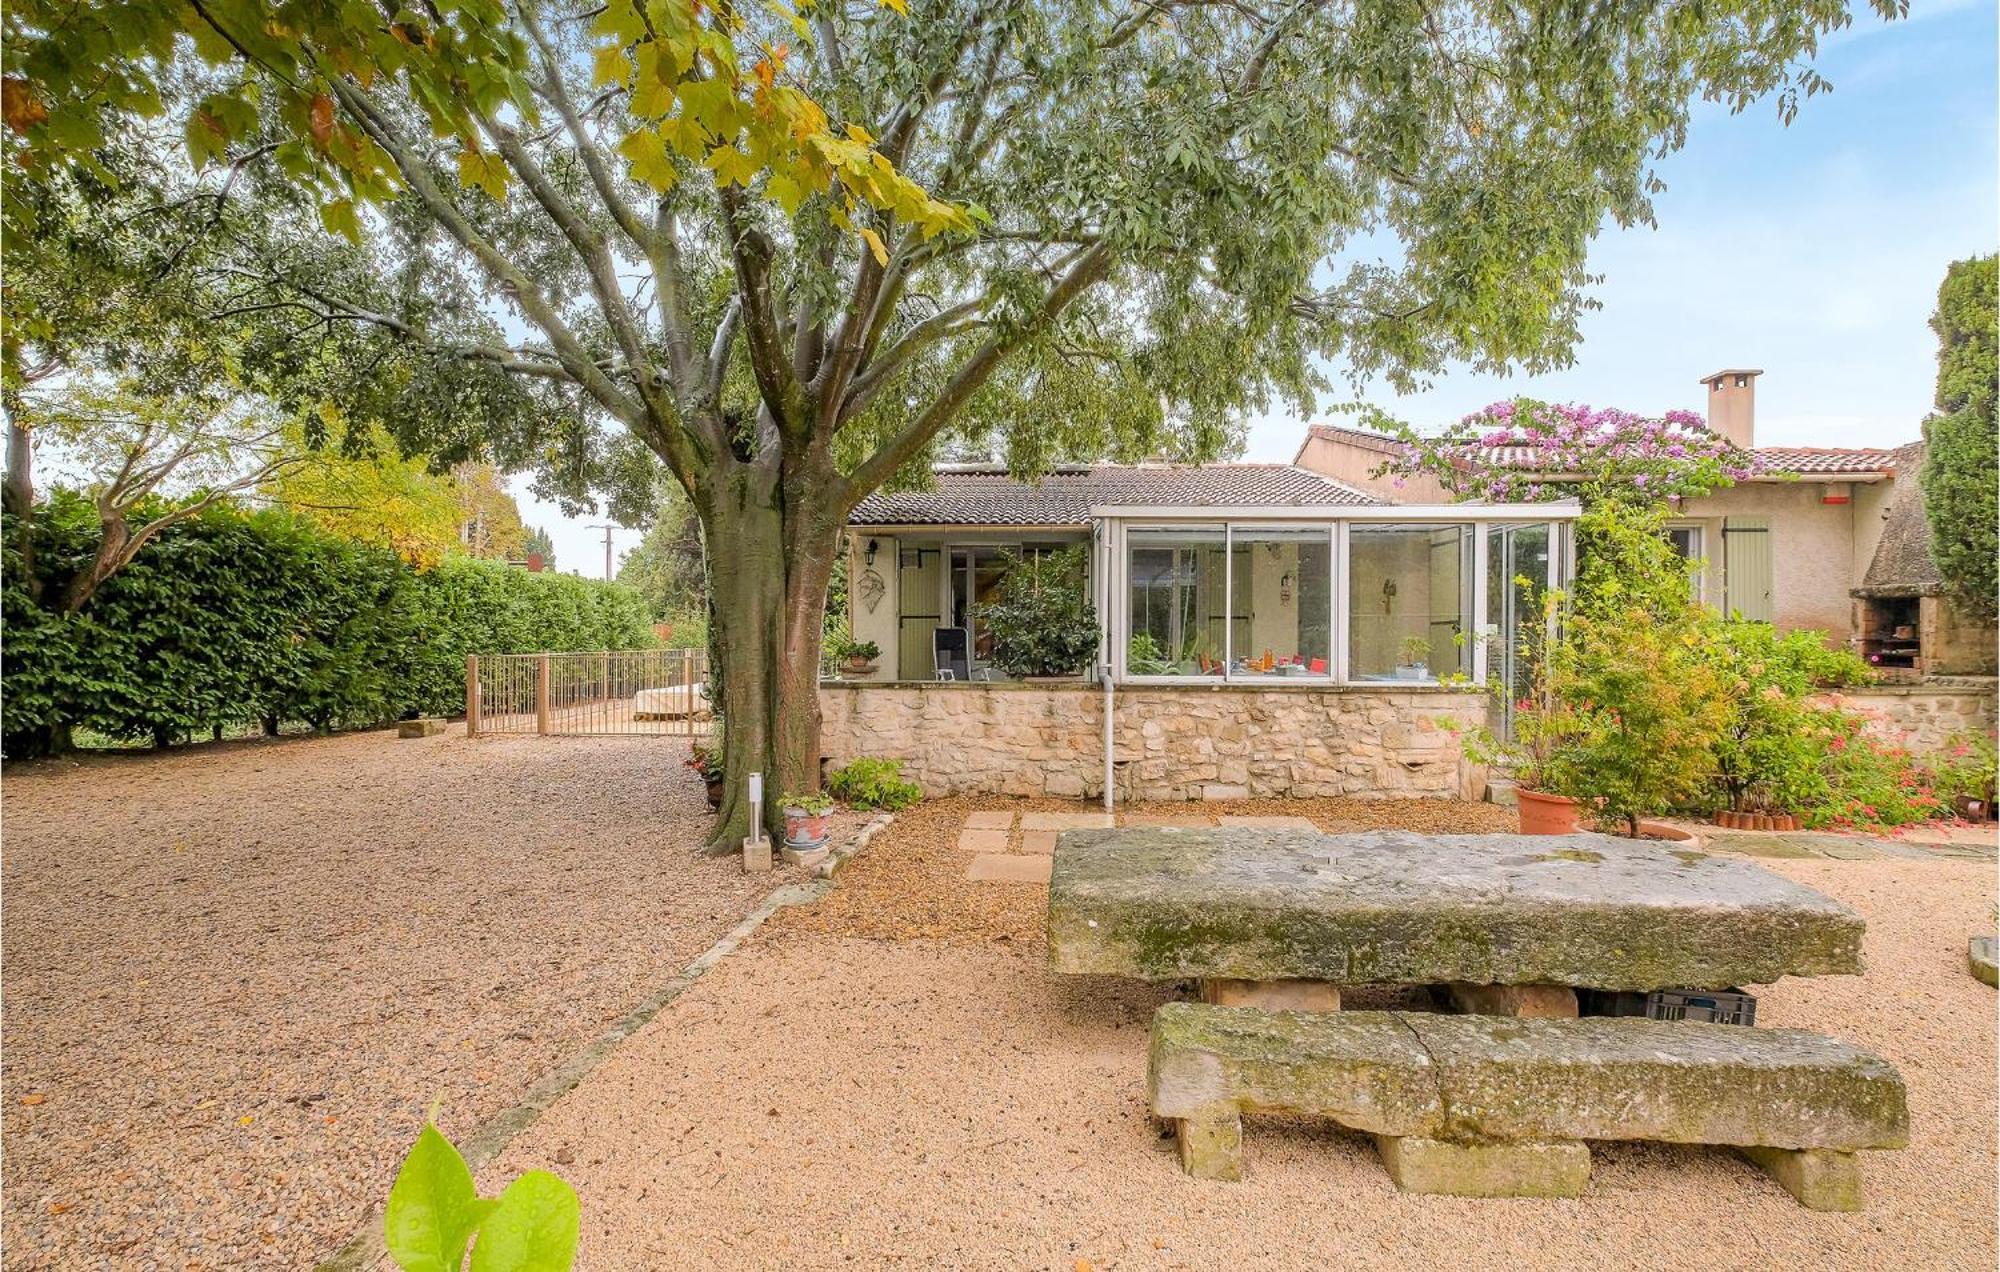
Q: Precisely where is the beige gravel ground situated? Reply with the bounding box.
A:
[1,729,829,1270]
[490,801,1998,1272]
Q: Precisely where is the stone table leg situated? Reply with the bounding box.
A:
[1175,1105,1244,1181]
[1198,977,1342,1011]
[1738,1146,1865,1211]
[1445,983,1579,1018]
[1374,1136,1592,1198]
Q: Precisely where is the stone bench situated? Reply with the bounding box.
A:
[1149,1003,1908,1210]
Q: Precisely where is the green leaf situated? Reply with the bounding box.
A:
[616,128,676,191]
[764,173,804,215]
[319,198,361,244]
[384,1124,492,1272]
[468,1171,579,1272]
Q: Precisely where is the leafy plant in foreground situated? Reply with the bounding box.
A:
[385,1124,577,1272]
[980,547,1100,679]
[827,757,922,811]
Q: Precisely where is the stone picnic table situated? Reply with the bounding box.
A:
[1047,827,1866,1014]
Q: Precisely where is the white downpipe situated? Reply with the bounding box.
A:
[1102,663,1115,812]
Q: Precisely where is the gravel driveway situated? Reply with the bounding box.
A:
[491,798,1998,1271]
[2,729,791,1269]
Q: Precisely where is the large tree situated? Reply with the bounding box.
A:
[6,0,1895,846]
[1921,254,1997,621]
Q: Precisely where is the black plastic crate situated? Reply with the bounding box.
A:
[1578,988,1757,1027]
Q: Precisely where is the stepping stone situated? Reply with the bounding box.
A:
[964,811,1014,829]
[956,828,1009,852]
[966,853,1052,884]
[1218,815,1316,829]
[1970,937,1997,988]
[1122,813,1215,827]
[1019,830,1058,855]
[398,718,447,738]
[1021,812,1115,831]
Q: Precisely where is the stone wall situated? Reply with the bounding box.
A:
[1820,683,1998,751]
[818,682,1490,802]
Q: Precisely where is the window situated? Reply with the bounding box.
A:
[1347,523,1472,681]
[1228,527,1332,677]
[949,546,1016,663]
[1126,529,1226,675]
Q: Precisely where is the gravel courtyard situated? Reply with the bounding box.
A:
[489,798,1999,1272]
[1,730,804,1270]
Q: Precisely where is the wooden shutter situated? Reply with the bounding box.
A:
[1723,518,1774,623]
[897,548,943,677]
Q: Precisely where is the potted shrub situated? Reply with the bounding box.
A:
[1453,590,1590,834]
[685,735,725,809]
[834,638,880,678]
[981,545,1100,681]
[1394,635,1432,680]
[781,790,835,848]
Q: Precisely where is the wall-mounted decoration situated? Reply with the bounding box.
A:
[857,566,887,614]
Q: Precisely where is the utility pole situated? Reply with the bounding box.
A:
[589,524,615,580]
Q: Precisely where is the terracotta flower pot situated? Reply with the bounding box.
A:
[1516,788,1582,835]
[784,809,830,848]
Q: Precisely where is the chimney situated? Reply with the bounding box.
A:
[1699,368,1762,450]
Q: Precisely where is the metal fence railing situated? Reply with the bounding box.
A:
[467,651,714,738]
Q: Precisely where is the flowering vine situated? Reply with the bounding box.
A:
[1367,398,1766,505]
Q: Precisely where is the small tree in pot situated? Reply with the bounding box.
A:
[980,546,1100,681]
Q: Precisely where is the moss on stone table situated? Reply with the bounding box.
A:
[1149,1004,1909,1206]
[1049,828,1865,991]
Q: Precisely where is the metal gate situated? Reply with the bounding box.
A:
[467,651,714,737]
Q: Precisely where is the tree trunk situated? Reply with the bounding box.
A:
[3,414,31,518]
[697,460,841,853]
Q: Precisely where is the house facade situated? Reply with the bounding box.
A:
[1297,370,1999,678]
[821,463,1580,802]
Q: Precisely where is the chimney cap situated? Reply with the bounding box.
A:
[1700,368,1764,387]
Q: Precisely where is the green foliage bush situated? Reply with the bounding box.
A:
[2,494,653,755]
[1700,622,1872,816]
[1922,255,1998,620]
[979,545,1099,678]
[826,757,922,810]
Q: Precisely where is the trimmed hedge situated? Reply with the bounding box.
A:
[2,496,653,755]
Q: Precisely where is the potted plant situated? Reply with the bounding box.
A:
[1394,635,1432,680]
[1452,591,1591,834]
[781,790,835,848]
[686,736,725,809]
[980,545,1100,682]
[833,638,880,678]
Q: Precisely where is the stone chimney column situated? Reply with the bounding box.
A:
[1699,369,1762,449]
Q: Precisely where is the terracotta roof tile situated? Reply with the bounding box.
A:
[849,464,1378,526]
[1303,423,1906,477]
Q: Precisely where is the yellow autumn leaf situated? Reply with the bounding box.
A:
[857,225,888,267]
[591,44,629,88]
[618,128,677,191]
[318,198,361,244]
[455,146,508,200]
[880,0,909,13]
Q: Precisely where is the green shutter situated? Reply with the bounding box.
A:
[1723,518,1774,623]
[897,548,943,677]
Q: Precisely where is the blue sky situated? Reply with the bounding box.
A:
[524,0,1998,572]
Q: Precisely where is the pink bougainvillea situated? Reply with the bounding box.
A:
[1371,397,1765,505]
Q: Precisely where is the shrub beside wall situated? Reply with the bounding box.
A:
[2,498,653,755]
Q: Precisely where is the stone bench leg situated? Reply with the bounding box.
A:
[1198,977,1342,1011]
[1174,1104,1244,1181]
[1445,983,1578,1018]
[1737,1146,1864,1211]
[1374,1136,1591,1198]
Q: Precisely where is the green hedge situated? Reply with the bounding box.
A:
[2,495,653,755]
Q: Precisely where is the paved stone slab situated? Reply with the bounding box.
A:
[964,811,1015,829]
[1150,1004,1908,1190]
[956,828,1009,852]
[1021,812,1115,831]
[1018,830,1058,855]
[1121,813,1216,828]
[1970,936,1997,987]
[1376,1135,1590,1198]
[1051,828,1866,991]
[1217,815,1317,829]
[966,853,1052,884]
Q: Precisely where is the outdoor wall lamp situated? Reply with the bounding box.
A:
[865,538,879,567]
